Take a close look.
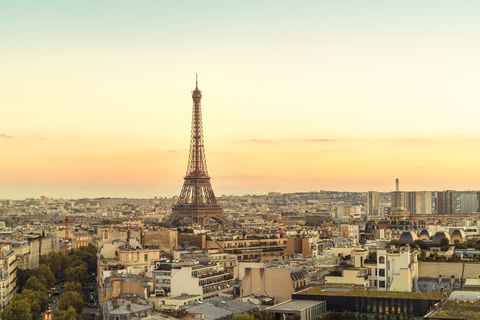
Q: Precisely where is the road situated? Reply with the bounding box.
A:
[38,280,101,320]
[82,280,100,320]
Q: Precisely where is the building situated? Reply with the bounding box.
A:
[72,230,92,250]
[366,191,380,216]
[240,264,309,303]
[444,190,458,214]
[0,243,17,308]
[461,191,477,214]
[420,191,432,215]
[169,261,234,299]
[266,300,326,320]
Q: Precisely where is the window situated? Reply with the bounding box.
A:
[144,254,148,261]
[379,269,385,277]
[379,256,385,264]
[379,281,385,288]
[374,280,377,286]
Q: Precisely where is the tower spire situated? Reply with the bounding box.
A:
[196,74,198,89]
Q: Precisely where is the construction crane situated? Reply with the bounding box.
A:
[65,202,69,256]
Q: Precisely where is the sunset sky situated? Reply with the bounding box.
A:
[2,1,480,199]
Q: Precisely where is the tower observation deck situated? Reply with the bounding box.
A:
[166,76,227,226]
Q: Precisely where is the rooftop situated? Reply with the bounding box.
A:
[301,285,444,300]
[434,300,480,319]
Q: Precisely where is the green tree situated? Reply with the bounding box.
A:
[233,314,254,320]
[15,289,48,316]
[58,291,84,315]
[65,281,84,299]
[24,276,47,294]
[440,237,450,247]
[32,264,55,289]
[55,306,82,320]
[1,299,32,320]
[65,264,88,286]
[253,311,269,320]
[16,268,33,292]
[388,239,402,247]
[420,249,427,261]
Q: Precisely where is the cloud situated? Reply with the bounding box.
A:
[0,134,12,138]
[245,139,275,143]
[304,139,336,142]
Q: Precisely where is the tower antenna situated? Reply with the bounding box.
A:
[196,74,198,89]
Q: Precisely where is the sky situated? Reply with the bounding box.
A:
[2,1,480,199]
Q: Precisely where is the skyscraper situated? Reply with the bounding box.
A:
[461,191,477,214]
[366,191,380,216]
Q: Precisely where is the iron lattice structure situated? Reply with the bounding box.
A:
[167,78,227,226]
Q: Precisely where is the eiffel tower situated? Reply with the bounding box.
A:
[166,76,227,226]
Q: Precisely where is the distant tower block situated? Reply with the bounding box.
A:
[166,76,227,226]
[396,178,399,192]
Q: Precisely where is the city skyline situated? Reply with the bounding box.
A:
[2,1,480,199]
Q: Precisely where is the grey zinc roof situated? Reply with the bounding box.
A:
[187,304,233,320]
[266,300,324,313]
[448,291,480,302]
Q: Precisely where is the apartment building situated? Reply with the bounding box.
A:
[0,243,17,308]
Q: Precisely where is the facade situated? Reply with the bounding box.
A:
[170,262,234,299]
[72,230,92,250]
[0,243,17,309]
[206,238,287,261]
[376,246,418,292]
[9,239,30,270]
[285,237,320,258]
[460,191,477,214]
[405,192,421,215]
[29,239,40,269]
[367,191,380,216]
[391,191,405,210]
[420,191,432,215]
[241,265,309,303]
[444,190,457,214]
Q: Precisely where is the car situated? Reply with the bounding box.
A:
[46,308,51,314]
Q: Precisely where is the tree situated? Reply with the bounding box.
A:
[58,291,84,315]
[24,276,47,294]
[1,299,32,320]
[16,268,33,292]
[32,264,55,289]
[14,289,48,316]
[65,281,84,299]
[65,264,88,286]
[388,239,402,247]
[440,237,450,247]
[253,311,269,320]
[233,314,254,320]
[55,306,82,320]
[420,249,427,261]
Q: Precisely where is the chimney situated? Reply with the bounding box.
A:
[396,178,399,192]
[127,304,131,311]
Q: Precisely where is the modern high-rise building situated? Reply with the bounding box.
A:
[405,192,421,215]
[391,191,405,210]
[366,191,380,216]
[444,190,458,214]
[461,191,477,214]
[420,191,432,215]
[436,192,445,214]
